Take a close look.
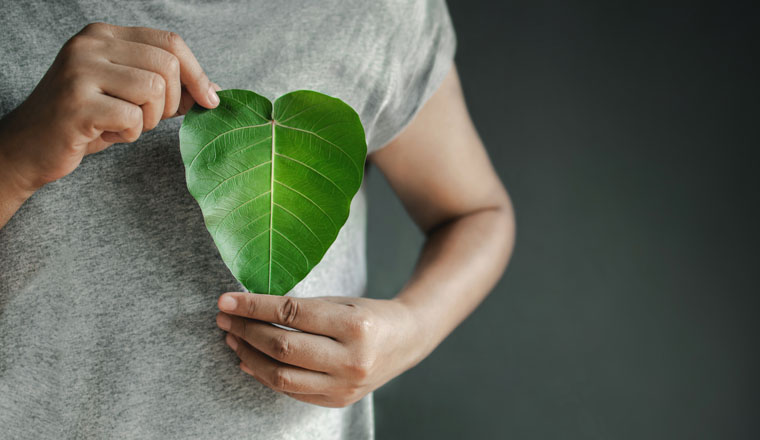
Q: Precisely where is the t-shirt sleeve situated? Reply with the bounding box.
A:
[365,0,457,154]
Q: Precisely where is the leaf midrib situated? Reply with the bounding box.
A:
[268,120,275,294]
[184,90,365,295]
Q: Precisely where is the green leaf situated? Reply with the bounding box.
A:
[179,89,367,295]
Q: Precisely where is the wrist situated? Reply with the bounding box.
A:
[390,292,445,369]
[0,149,37,203]
[0,111,44,197]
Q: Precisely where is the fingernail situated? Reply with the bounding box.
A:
[226,333,238,350]
[208,86,220,106]
[219,295,237,311]
[216,313,231,331]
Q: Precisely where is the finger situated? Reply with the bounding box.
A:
[83,93,144,143]
[95,62,165,131]
[171,83,222,118]
[240,363,339,407]
[218,293,350,338]
[279,391,349,408]
[226,334,334,394]
[174,81,222,116]
[85,136,112,154]
[100,131,130,144]
[174,87,195,116]
[109,25,219,109]
[218,313,345,372]
[103,38,181,119]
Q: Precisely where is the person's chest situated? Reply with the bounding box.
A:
[0,0,403,120]
[0,0,379,298]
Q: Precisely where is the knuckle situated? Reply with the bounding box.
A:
[346,313,374,338]
[278,298,299,326]
[270,334,291,360]
[120,108,142,142]
[78,120,100,142]
[165,55,180,77]
[346,355,373,380]
[271,368,291,390]
[143,117,159,132]
[61,34,95,58]
[148,73,166,97]
[80,22,108,36]
[122,129,140,143]
[122,105,142,126]
[246,295,257,317]
[164,31,185,51]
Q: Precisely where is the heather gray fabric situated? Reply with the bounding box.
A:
[0,1,455,438]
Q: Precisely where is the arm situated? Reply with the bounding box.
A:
[216,63,515,407]
[0,141,35,229]
[369,63,515,361]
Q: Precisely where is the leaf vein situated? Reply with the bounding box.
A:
[214,193,271,236]
[189,123,271,170]
[273,248,306,273]
[230,136,272,157]
[275,153,348,199]
[207,110,237,129]
[273,202,325,247]
[273,260,296,284]
[229,229,269,269]
[242,262,271,289]
[224,95,270,122]
[273,228,311,268]
[274,180,338,231]
[277,103,322,124]
[274,122,361,176]
[201,161,271,206]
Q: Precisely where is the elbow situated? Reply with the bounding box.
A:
[492,192,517,266]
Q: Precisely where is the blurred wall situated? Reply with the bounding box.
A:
[367,1,758,439]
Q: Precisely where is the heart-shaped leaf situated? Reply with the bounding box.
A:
[179,89,367,295]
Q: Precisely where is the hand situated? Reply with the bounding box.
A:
[215,292,428,408]
[0,22,220,193]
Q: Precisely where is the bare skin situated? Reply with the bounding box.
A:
[0,22,221,228]
[0,23,515,409]
[216,65,515,407]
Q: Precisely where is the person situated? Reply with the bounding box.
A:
[0,1,514,438]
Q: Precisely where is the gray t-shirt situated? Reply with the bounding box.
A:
[0,0,455,438]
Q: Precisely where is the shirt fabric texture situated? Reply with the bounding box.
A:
[0,1,456,438]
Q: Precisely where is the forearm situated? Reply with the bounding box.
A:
[392,199,516,366]
[0,136,35,229]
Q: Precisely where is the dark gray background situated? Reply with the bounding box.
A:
[366,1,759,439]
